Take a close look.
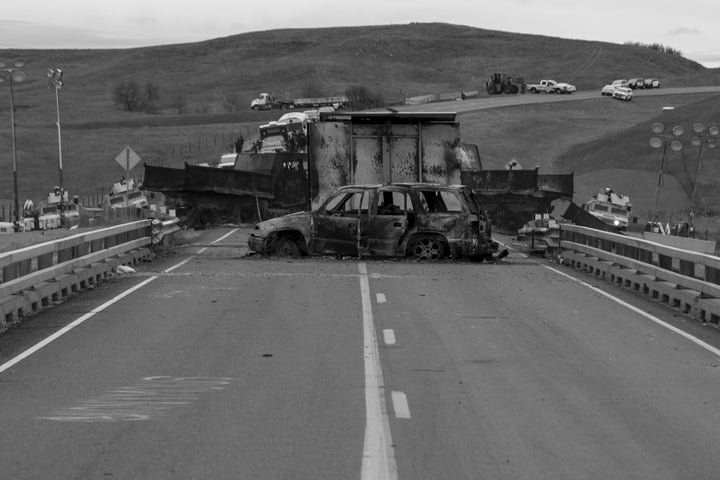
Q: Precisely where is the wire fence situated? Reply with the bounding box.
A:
[144,128,254,167]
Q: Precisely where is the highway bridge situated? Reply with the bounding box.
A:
[1,225,719,479]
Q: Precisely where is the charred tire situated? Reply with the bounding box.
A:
[270,236,303,258]
[252,105,259,111]
[407,235,447,261]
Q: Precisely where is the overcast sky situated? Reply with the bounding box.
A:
[2,0,719,68]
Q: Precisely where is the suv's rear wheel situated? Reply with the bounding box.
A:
[408,235,447,261]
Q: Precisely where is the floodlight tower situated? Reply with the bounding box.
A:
[48,66,65,223]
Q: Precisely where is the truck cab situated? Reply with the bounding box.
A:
[250,93,274,111]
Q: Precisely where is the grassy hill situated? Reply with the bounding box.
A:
[1,22,719,218]
[555,95,720,218]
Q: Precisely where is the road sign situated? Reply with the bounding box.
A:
[115,146,141,171]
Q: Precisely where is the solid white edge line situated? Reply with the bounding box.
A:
[543,265,720,358]
[359,263,398,480]
[0,229,241,376]
[0,276,158,375]
[197,228,239,254]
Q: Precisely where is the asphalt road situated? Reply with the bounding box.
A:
[1,227,720,479]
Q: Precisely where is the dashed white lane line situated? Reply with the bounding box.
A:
[383,329,396,345]
[391,391,411,419]
[376,293,387,304]
[359,263,398,480]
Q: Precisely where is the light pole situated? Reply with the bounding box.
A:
[47,67,65,224]
[0,58,26,230]
[688,123,718,221]
[649,122,683,224]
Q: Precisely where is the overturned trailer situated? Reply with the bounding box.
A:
[461,168,574,232]
[143,111,573,230]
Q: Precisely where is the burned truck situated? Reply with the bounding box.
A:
[142,111,573,231]
[308,111,573,232]
[143,152,310,227]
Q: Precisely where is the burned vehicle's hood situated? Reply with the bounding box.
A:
[253,211,312,234]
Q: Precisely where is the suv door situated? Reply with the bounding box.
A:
[366,188,413,256]
[310,189,368,256]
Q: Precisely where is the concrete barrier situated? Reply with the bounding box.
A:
[642,231,716,254]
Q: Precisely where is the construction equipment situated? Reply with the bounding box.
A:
[484,73,526,95]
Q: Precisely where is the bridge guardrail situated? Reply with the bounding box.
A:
[560,224,720,324]
[0,220,156,327]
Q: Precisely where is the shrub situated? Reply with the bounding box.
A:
[113,80,160,113]
[345,85,385,109]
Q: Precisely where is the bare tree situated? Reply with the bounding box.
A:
[345,85,384,110]
[219,92,244,112]
[113,80,160,113]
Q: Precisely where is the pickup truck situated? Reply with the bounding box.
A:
[526,79,576,94]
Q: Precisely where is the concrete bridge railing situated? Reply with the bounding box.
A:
[0,221,156,328]
[560,224,720,324]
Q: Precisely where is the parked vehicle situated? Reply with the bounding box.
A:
[643,78,660,89]
[526,79,576,94]
[600,84,617,96]
[484,73,526,95]
[628,78,645,89]
[584,187,634,230]
[250,92,350,111]
[106,178,149,210]
[248,183,501,261]
[612,86,633,101]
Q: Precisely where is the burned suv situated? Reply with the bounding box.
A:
[248,183,498,260]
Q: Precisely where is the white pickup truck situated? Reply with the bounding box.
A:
[526,79,576,94]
